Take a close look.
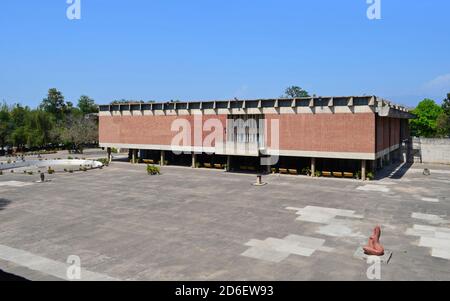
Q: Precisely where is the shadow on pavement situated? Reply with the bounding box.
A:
[375,162,413,180]
[0,269,29,281]
[0,199,12,211]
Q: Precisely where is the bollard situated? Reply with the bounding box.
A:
[40,172,45,183]
[253,173,267,186]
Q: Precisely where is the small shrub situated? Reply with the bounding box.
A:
[367,172,374,181]
[0,170,3,175]
[98,158,109,166]
[27,171,33,175]
[301,167,311,176]
[69,169,74,173]
[147,164,161,175]
[314,170,322,177]
[355,171,361,179]
[64,168,68,172]
[48,167,55,174]
[67,156,73,160]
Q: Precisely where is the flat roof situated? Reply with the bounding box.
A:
[99,96,413,119]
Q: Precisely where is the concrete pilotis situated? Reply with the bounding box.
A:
[131,149,138,164]
[226,156,231,172]
[361,160,367,181]
[192,153,197,168]
[160,151,165,166]
[311,158,316,177]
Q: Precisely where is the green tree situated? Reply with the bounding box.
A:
[283,86,310,98]
[10,126,28,150]
[40,88,66,120]
[436,93,450,137]
[0,102,11,151]
[436,113,450,138]
[8,105,31,150]
[410,99,443,137]
[442,93,450,115]
[78,95,98,115]
[25,110,54,147]
[57,115,98,153]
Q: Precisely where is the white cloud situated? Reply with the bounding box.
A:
[422,73,450,95]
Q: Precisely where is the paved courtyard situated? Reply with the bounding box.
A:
[1,154,450,280]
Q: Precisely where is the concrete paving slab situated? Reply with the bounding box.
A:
[1,159,450,280]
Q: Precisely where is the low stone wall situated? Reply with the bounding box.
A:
[0,159,104,171]
[412,137,450,164]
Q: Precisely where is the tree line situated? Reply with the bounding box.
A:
[1,87,448,155]
[410,93,450,138]
[0,88,98,154]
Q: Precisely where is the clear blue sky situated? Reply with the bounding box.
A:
[1,0,449,108]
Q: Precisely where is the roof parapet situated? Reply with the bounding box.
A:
[100,96,412,118]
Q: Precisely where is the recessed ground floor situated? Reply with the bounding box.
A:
[122,147,405,181]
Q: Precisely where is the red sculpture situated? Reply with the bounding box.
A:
[363,226,385,256]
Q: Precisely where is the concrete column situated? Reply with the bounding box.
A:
[160,150,165,166]
[311,157,316,177]
[386,152,391,165]
[361,160,367,181]
[226,156,231,172]
[131,149,137,164]
[192,153,197,168]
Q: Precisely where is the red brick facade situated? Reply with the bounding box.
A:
[265,113,376,154]
[99,112,402,157]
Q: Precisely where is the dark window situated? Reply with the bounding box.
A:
[334,98,348,106]
[314,98,328,107]
[295,99,310,107]
[261,100,276,108]
[216,101,229,109]
[278,99,293,107]
[230,101,243,109]
[164,103,175,110]
[176,103,187,110]
[188,102,201,110]
[354,97,369,106]
[142,104,152,111]
[202,102,214,109]
[245,101,259,108]
[153,103,163,110]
